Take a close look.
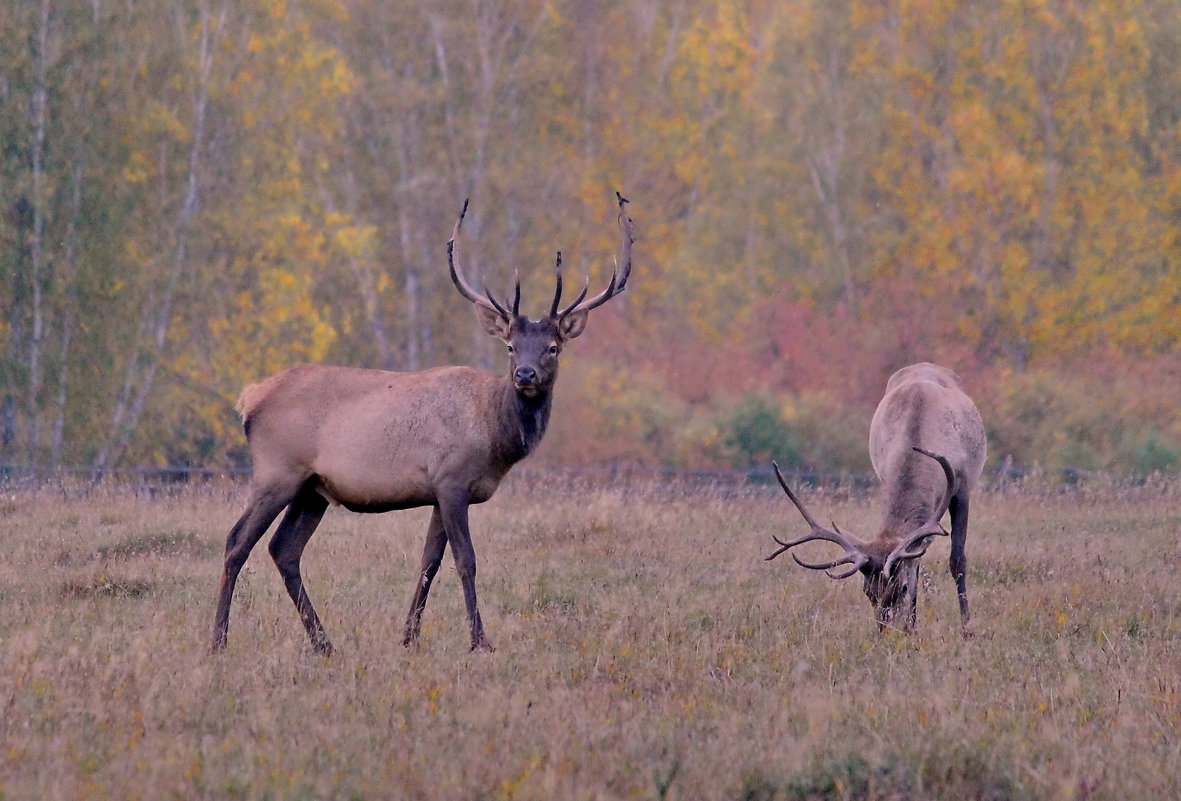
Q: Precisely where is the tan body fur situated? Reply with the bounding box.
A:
[870,363,986,544]
[239,364,524,512]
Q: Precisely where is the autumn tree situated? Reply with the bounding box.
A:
[0,0,1177,474]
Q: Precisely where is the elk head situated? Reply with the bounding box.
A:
[448,193,634,398]
[766,448,956,630]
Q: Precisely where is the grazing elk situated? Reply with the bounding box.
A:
[212,193,635,654]
[766,363,986,633]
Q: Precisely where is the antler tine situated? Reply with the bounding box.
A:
[791,553,855,571]
[451,198,469,240]
[825,560,867,580]
[766,461,868,562]
[914,446,956,522]
[549,252,563,317]
[764,535,796,562]
[894,532,946,562]
[783,547,867,580]
[765,531,839,561]
[510,270,521,316]
[557,191,634,319]
[482,283,511,319]
[447,200,478,302]
[772,462,824,530]
[448,199,509,321]
[882,447,958,576]
[555,276,589,319]
[763,529,852,561]
[559,269,618,317]
[614,191,634,293]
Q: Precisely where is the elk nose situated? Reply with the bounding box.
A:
[514,366,537,385]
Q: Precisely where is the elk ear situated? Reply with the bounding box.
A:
[476,306,512,339]
[558,309,589,341]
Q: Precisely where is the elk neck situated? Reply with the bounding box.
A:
[493,373,553,464]
[876,452,949,541]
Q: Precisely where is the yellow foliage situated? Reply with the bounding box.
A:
[853,0,1174,361]
[333,224,377,259]
[12,0,1179,468]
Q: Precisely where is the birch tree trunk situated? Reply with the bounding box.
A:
[91,0,224,474]
[50,155,84,467]
[25,0,51,458]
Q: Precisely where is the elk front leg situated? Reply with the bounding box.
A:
[403,506,447,648]
[905,561,920,632]
[268,487,332,655]
[438,494,493,652]
[212,485,295,652]
[949,492,971,635]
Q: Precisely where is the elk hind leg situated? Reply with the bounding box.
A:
[213,484,297,651]
[268,484,332,655]
[402,506,447,648]
[949,493,971,634]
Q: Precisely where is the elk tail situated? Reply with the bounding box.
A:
[235,379,275,435]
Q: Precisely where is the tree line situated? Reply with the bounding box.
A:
[2,0,1178,475]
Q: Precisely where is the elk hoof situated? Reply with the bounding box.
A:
[470,637,495,653]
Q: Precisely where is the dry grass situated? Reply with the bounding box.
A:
[0,476,1178,800]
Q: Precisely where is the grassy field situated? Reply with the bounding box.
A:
[0,474,1178,800]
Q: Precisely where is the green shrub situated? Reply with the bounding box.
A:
[1119,430,1181,475]
[787,392,872,473]
[986,367,1181,476]
[723,393,799,469]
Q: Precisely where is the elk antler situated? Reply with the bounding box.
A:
[549,252,564,317]
[448,199,519,321]
[766,462,870,579]
[881,447,957,578]
[548,250,589,317]
[554,191,634,320]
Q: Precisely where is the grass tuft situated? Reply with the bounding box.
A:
[91,528,213,561]
[55,528,215,566]
[765,748,1020,801]
[60,574,155,599]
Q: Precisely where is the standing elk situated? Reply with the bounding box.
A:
[766,363,986,633]
[212,193,635,654]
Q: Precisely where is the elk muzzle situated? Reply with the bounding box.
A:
[513,366,540,395]
[864,560,915,631]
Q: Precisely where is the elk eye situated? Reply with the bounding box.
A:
[548,345,559,355]
[506,344,515,354]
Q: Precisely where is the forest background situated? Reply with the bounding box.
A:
[1,0,1179,478]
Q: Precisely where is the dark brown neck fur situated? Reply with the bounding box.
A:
[494,376,553,467]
